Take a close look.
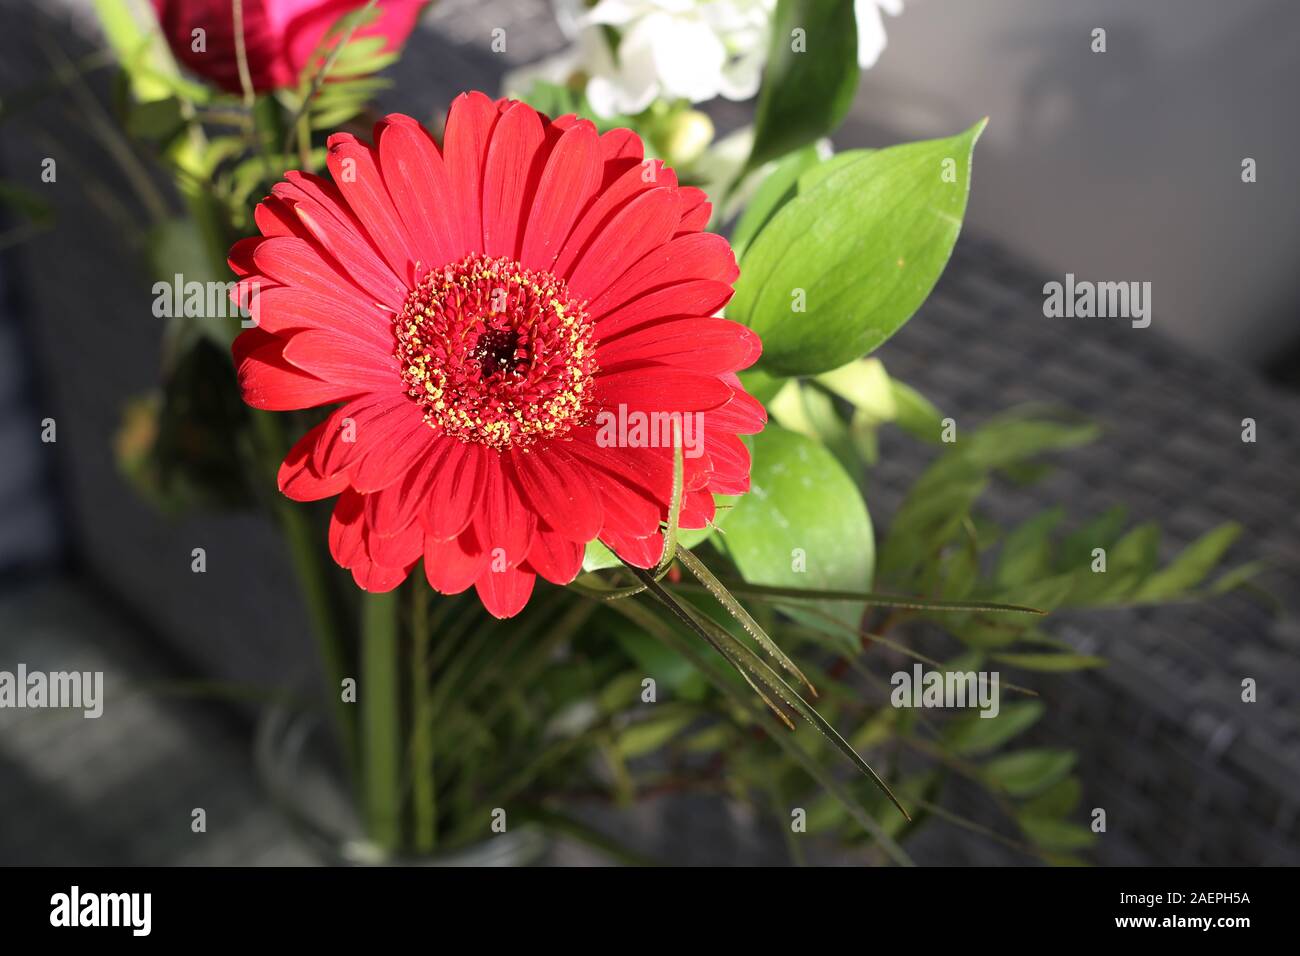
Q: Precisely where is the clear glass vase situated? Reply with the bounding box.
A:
[253,696,550,866]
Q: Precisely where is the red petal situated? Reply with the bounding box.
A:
[443,91,499,252]
[597,318,760,375]
[235,330,351,411]
[375,114,464,269]
[349,403,437,493]
[480,101,546,259]
[585,233,738,321]
[474,563,536,619]
[250,286,390,351]
[552,160,676,278]
[519,120,602,272]
[674,187,711,235]
[424,526,488,595]
[278,421,350,502]
[423,440,485,540]
[281,328,399,390]
[472,457,535,568]
[601,528,664,569]
[250,236,387,314]
[364,439,446,535]
[292,203,407,311]
[350,554,411,592]
[567,187,682,302]
[526,527,584,585]
[366,520,424,570]
[510,445,602,544]
[702,432,752,494]
[594,279,734,338]
[326,133,417,283]
[312,393,412,477]
[594,365,734,413]
[329,491,367,568]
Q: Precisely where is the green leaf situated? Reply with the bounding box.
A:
[617,711,697,758]
[682,581,1043,615]
[982,748,1076,798]
[1020,775,1082,818]
[624,564,910,821]
[1133,522,1242,601]
[794,148,874,194]
[736,367,787,405]
[731,145,821,260]
[730,120,986,376]
[676,547,815,697]
[889,377,951,444]
[1066,522,1159,606]
[582,539,620,573]
[610,626,707,700]
[723,427,874,629]
[608,598,913,863]
[656,429,686,573]
[814,358,896,422]
[1017,816,1098,851]
[991,651,1106,672]
[746,0,859,172]
[995,508,1065,587]
[1058,506,1128,572]
[942,701,1044,757]
[92,0,180,103]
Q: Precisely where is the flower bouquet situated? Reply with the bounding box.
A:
[19,0,1252,865]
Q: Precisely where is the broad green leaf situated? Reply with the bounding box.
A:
[582,539,621,573]
[1133,522,1242,601]
[746,0,859,172]
[724,427,873,629]
[731,145,821,259]
[983,748,1076,798]
[795,148,873,194]
[942,701,1044,757]
[730,120,986,376]
[736,367,786,405]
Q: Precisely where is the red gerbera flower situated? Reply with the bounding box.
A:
[230,93,766,618]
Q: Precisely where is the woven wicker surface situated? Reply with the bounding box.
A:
[0,0,1296,866]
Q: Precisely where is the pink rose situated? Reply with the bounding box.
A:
[151,0,426,94]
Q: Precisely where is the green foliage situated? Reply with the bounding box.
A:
[729,121,985,376]
[747,0,859,172]
[724,427,875,630]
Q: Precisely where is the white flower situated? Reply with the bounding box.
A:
[581,0,775,115]
[855,0,904,69]
[505,0,903,118]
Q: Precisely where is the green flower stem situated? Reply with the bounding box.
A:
[409,582,437,853]
[361,589,402,852]
[248,411,358,782]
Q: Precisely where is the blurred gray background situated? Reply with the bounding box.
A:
[1,0,1297,866]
